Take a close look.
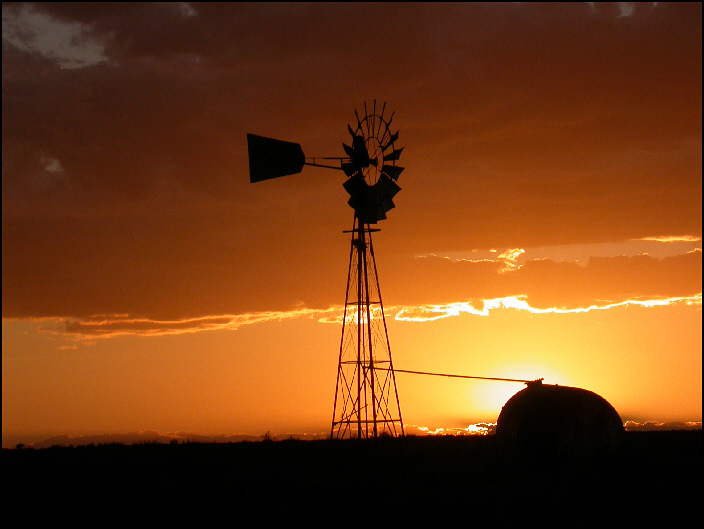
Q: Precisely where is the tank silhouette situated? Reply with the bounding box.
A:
[496,380,624,460]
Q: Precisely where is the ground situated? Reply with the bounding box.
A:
[4,431,700,527]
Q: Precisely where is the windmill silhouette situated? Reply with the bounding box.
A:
[248,101,404,439]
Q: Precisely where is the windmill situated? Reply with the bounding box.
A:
[247,100,404,439]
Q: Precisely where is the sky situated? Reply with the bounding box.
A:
[2,2,701,447]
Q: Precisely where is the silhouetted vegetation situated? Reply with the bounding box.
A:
[3,431,700,526]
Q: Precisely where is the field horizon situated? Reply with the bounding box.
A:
[4,419,701,450]
[4,430,701,526]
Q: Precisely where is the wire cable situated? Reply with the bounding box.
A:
[382,368,542,384]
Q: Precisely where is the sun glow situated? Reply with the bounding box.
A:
[463,363,568,418]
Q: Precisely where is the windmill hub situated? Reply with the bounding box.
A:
[362,140,383,184]
[342,103,404,224]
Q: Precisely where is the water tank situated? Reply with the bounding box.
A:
[496,381,624,459]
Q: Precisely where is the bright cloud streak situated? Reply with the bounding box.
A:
[497,248,526,273]
[420,236,701,271]
[24,292,701,338]
[406,423,496,436]
[395,294,702,322]
[634,235,702,243]
[53,306,343,338]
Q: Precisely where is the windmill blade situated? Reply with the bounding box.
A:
[381,165,404,181]
[343,143,355,157]
[377,174,401,200]
[341,162,358,177]
[383,147,404,162]
[352,135,370,166]
[376,101,386,138]
[380,197,395,213]
[386,111,395,130]
[381,131,399,151]
[247,134,305,183]
[348,123,356,137]
[362,188,382,223]
[364,101,369,136]
[343,172,366,197]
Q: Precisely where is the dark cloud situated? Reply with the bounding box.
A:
[2,2,701,320]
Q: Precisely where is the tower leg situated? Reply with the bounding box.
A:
[331,216,404,439]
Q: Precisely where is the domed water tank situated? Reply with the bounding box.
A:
[496,381,624,459]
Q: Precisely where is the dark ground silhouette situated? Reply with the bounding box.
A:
[3,431,700,527]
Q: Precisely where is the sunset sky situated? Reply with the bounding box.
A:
[2,2,701,447]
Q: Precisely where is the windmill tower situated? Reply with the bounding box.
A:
[247,101,405,439]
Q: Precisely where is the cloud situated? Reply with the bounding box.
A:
[1,4,108,68]
[635,235,702,243]
[385,249,702,310]
[58,306,342,338]
[394,294,701,322]
[2,2,701,321]
[2,230,699,325]
[496,248,525,273]
[405,423,497,436]
[433,238,702,265]
[31,289,700,339]
[624,421,703,432]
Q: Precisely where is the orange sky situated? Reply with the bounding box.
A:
[2,2,701,447]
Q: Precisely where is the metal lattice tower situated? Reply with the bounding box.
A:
[331,216,404,438]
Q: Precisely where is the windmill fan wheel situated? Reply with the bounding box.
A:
[342,101,404,224]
